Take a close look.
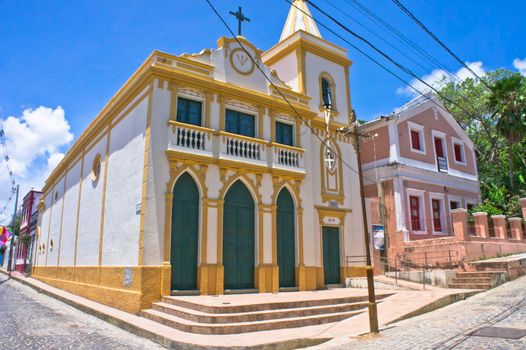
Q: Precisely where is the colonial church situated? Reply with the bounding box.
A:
[32,0,368,313]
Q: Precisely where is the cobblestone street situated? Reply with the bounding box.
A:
[326,275,526,350]
[0,274,164,349]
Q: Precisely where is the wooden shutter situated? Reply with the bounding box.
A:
[454,144,463,162]
[411,130,421,150]
[432,199,442,232]
[409,196,421,231]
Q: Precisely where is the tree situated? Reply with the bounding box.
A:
[487,73,526,190]
[438,69,526,211]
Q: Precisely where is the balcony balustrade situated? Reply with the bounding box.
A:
[168,120,305,173]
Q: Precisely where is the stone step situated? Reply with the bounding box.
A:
[448,282,491,290]
[455,271,506,278]
[141,308,364,334]
[451,277,493,284]
[151,300,371,324]
[161,293,391,314]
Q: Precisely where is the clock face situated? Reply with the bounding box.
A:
[230,48,255,75]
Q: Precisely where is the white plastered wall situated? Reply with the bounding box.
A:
[269,52,299,92]
[101,97,147,266]
[143,80,170,266]
[305,52,350,125]
[75,133,108,266]
[58,160,82,266]
[45,176,65,267]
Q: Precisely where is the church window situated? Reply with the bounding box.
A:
[177,97,202,126]
[92,154,102,182]
[275,121,293,146]
[321,78,333,110]
[225,109,255,137]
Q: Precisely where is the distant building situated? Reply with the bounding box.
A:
[360,94,480,252]
[15,190,43,273]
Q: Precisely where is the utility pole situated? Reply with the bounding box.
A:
[337,111,379,333]
[7,184,19,275]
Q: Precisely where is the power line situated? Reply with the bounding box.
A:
[204,0,378,183]
[298,0,477,119]
[0,117,18,221]
[285,0,476,119]
[345,0,458,82]
[391,0,490,90]
[321,0,436,76]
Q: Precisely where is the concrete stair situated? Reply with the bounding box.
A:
[448,271,507,290]
[142,294,390,334]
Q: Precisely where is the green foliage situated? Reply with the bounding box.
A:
[470,200,502,216]
[438,69,526,213]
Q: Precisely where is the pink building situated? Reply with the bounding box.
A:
[360,94,480,251]
[15,189,43,273]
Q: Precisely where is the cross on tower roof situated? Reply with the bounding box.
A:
[229,6,250,37]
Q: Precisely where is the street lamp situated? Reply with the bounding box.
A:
[337,110,379,334]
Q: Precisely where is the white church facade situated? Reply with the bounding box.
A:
[32,1,368,313]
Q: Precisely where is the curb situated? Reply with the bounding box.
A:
[0,269,328,350]
[388,290,480,324]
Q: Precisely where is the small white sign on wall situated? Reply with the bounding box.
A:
[124,267,133,287]
[323,216,340,226]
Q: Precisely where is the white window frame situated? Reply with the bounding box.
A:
[429,192,447,235]
[407,121,426,155]
[275,116,296,146]
[451,137,467,165]
[176,91,206,127]
[431,130,447,172]
[225,101,259,137]
[406,188,427,234]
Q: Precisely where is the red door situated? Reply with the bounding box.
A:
[432,199,442,232]
[409,196,421,231]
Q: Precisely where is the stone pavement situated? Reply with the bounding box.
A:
[312,275,526,350]
[0,274,164,350]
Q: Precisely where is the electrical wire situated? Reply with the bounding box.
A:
[346,0,458,82]
[0,117,18,220]
[204,0,379,183]
[391,0,490,89]
[305,0,477,119]
[321,0,436,76]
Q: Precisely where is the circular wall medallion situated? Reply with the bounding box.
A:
[230,48,255,75]
[92,154,102,182]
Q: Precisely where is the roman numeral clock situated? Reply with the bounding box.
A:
[230,48,255,75]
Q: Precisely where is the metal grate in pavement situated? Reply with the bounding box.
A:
[471,326,526,339]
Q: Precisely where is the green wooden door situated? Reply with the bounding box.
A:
[223,181,255,289]
[277,189,295,287]
[322,226,340,285]
[171,173,199,291]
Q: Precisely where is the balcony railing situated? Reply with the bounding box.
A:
[271,143,304,168]
[169,121,214,154]
[219,131,265,162]
[437,156,448,173]
[167,121,305,172]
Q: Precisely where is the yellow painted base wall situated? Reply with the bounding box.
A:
[32,264,369,314]
[32,265,164,314]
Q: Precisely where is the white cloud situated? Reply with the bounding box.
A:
[0,106,73,223]
[513,57,526,76]
[397,61,486,97]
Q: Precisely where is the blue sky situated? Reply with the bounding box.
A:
[0,0,525,220]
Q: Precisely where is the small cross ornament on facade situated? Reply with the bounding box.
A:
[229,6,250,37]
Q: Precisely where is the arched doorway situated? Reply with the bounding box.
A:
[277,189,296,287]
[171,173,199,291]
[223,181,255,290]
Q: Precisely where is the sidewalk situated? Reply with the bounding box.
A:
[0,269,480,349]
